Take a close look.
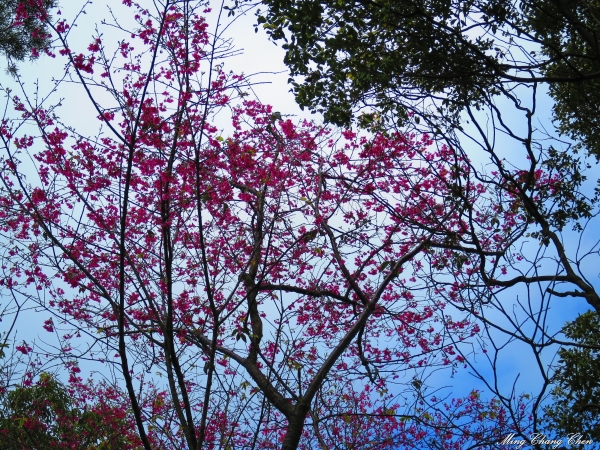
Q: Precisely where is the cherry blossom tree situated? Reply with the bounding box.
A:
[2,0,595,448]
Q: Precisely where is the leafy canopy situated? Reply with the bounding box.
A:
[525,0,600,159]
[255,0,600,158]
[0,373,141,449]
[0,0,55,65]
[543,312,600,447]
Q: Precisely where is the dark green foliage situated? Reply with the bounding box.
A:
[541,147,598,231]
[0,373,140,449]
[256,0,511,126]
[543,312,600,447]
[524,1,600,160]
[0,0,55,65]
[255,0,600,159]
[0,373,72,449]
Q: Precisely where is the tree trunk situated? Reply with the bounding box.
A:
[281,407,309,450]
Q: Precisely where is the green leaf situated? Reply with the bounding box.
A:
[379,260,391,271]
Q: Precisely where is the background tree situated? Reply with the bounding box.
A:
[254,0,600,159]
[543,311,600,448]
[524,0,600,158]
[0,372,143,449]
[0,0,55,68]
